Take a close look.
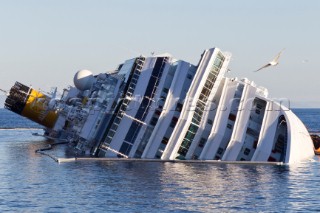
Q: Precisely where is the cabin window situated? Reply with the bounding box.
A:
[192,155,199,160]
[256,103,262,109]
[170,117,178,128]
[214,155,220,160]
[228,113,236,121]
[131,78,137,84]
[244,148,250,155]
[161,137,169,145]
[155,110,161,116]
[198,138,207,148]
[150,117,158,126]
[175,103,183,112]
[108,130,116,138]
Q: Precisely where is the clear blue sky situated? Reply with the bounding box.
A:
[0,0,319,107]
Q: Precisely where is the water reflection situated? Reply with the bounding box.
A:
[1,130,320,212]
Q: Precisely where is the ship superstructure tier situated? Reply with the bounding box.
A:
[4,47,314,164]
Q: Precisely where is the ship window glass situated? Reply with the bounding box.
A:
[255,109,260,114]
[123,99,130,105]
[121,105,127,111]
[132,73,139,79]
[193,112,202,122]
[125,124,139,141]
[184,131,195,140]
[227,124,232,129]
[192,118,200,125]
[131,78,137,84]
[156,154,161,159]
[246,128,257,136]
[105,136,112,141]
[207,119,213,125]
[198,138,206,148]
[161,137,169,145]
[207,72,217,83]
[170,117,177,128]
[163,88,169,93]
[119,142,132,155]
[160,96,166,101]
[155,110,161,116]
[181,139,191,148]
[128,88,134,94]
[217,147,223,155]
[214,61,222,69]
[114,117,121,124]
[175,103,183,112]
[134,70,140,75]
[201,87,211,97]
[150,117,158,126]
[194,109,203,117]
[122,101,128,107]
[244,148,250,155]
[192,155,198,160]
[188,124,199,134]
[187,74,193,79]
[228,113,236,121]
[172,116,178,122]
[211,66,219,75]
[214,155,220,160]
[199,94,208,103]
[205,78,214,85]
[217,52,225,60]
[110,124,118,130]
[108,130,116,137]
[204,81,213,89]
[256,103,262,109]
[196,102,205,111]
[178,147,188,156]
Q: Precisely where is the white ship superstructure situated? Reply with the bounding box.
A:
[4,47,314,164]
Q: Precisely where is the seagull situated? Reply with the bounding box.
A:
[254,49,285,72]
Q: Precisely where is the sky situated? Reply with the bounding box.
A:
[0,0,319,108]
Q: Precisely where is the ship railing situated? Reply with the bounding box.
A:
[100,144,129,158]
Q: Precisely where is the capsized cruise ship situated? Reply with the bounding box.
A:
[4,47,314,164]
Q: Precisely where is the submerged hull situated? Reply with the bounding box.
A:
[4,47,314,164]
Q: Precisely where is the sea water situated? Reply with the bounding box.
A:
[0,108,320,212]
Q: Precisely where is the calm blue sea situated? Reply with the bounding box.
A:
[0,108,320,212]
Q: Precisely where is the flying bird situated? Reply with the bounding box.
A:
[254,49,285,72]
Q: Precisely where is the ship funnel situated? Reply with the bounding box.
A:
[4,82,58,128]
